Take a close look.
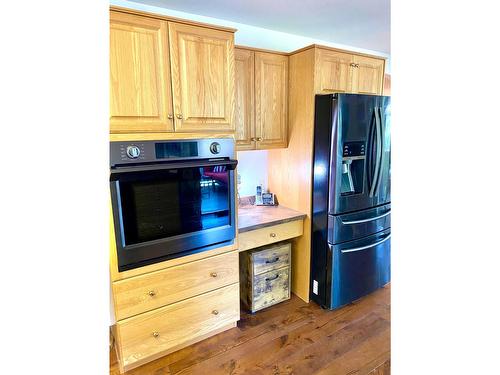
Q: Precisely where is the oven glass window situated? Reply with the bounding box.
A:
[117,166,230,246]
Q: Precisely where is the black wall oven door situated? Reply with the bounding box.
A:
[110,159,237,271]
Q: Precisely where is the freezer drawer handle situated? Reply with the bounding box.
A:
[340,234,391,253]
[340,210,391,225]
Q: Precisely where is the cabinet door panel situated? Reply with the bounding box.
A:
[352,55,385,95]
[316,49,353,93]
[110,12,174,133]
[234,48,255,150]
[169,22,235,132]
[255,52,288,149]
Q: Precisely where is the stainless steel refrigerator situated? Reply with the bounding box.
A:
[310,93,391,309]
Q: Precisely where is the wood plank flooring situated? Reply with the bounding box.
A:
[110,284,390,375]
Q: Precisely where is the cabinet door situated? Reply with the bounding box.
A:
[351,55,385,95]
[110,12,174,133]
[234,48,255,150]
[316,49,354,94]
[255,52,288,149]
[169,22,235,132]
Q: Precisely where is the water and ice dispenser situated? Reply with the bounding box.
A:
[341,142,365,195]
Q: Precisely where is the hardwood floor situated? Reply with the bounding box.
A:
[110,284,390,375]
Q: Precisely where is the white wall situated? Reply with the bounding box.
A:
[110,0,391,72]
[236,150,268,197]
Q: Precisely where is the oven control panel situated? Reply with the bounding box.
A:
[110,139,235,167]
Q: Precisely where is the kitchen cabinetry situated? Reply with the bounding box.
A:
[169,22,235,131]
[315,47,385,95]
[109,9,236,134]
[234,47,288,150]
[110,12,174,133]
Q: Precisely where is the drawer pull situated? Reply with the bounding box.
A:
[265,274,280,282]
[269,233,277,238]
[265,257,280,264]
[148,290,156,297]
[210,272,218,278]
[152,332,160,338]
[212,310,219,315]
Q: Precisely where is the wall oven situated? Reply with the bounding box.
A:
[110,139,237,272]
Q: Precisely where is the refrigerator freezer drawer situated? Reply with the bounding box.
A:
[328,203,390,244]
[328,228,390,309]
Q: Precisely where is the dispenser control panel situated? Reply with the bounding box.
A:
[342,141,365,157]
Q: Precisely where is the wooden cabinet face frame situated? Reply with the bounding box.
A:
[234,48,255,150]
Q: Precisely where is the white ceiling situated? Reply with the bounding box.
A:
[129,0,390,54]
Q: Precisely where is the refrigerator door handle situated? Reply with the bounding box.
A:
[367,109,377,192]
[340,233,391,253]
[340,209,391,225]
[373,107,385,195]
[369,107,382,197]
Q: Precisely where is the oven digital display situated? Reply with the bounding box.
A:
[155,142,198,159]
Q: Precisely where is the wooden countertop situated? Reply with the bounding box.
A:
[237,204,306,233]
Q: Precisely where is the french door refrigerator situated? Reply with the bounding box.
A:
[311,93,391,310]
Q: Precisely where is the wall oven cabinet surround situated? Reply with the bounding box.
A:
[110,138,237,272]
[234,47,288,150]
[109,9,236,134]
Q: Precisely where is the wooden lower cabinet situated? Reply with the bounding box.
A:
[115,283,240,372]
[112,251,239,320]
[238,220,304,252]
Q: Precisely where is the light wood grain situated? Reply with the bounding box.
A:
[352,54,385,95]
[255,52,288,149]
[234,48,255,150]
[116,283,240,372]
[168,22,235,132]
[110,6,237,33]
[383,74,391,96]
[109,132,234,142]
[315,48,354,93]
[110,11,174,133]
[113,251,239,320]
[268,48,316,302]
[238,219,303,252]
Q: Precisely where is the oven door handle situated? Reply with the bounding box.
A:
[110,159,238,174]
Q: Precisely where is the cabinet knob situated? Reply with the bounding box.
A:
[148,290,156,297]
[176,114,183,119]
[251,137,256,141]
[355,63,360,68]
[270,233,277,238]
[152,332,160,338]
[167,114,173,119]
[212,310,219,315]
[257,137,262,141]
[350,63,356,67]
[210,272,218,278]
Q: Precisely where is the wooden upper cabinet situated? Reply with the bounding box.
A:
[351,55,385,95]
[109,12,174,133]
[234,48,255,150]
[316,49,354,93]
[254,52,288,149]
[168,22,235,132]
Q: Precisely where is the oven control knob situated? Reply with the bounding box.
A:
[209,142,221,154]
[126,145,141,159]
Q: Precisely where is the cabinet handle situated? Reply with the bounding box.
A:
[257,137,262,141]
[251,137,256,141]
[265,274,280,282]
[269,233,277,238]
[176,114,183,119]
[210,272,218,278]
[350,63,356,67]
[355,63,360,68]
[148,290,156,297]
[265,257,280,264]
[152,332,160,338]
[212,310,219,315]
[167,114,173,119]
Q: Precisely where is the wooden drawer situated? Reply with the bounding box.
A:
[116,283,239,371]
[251,242,290,275]
[252,267,290,312]
[112,251,239,320]
[238,219,303,252]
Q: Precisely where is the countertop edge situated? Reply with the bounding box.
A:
[238,214,307,233]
